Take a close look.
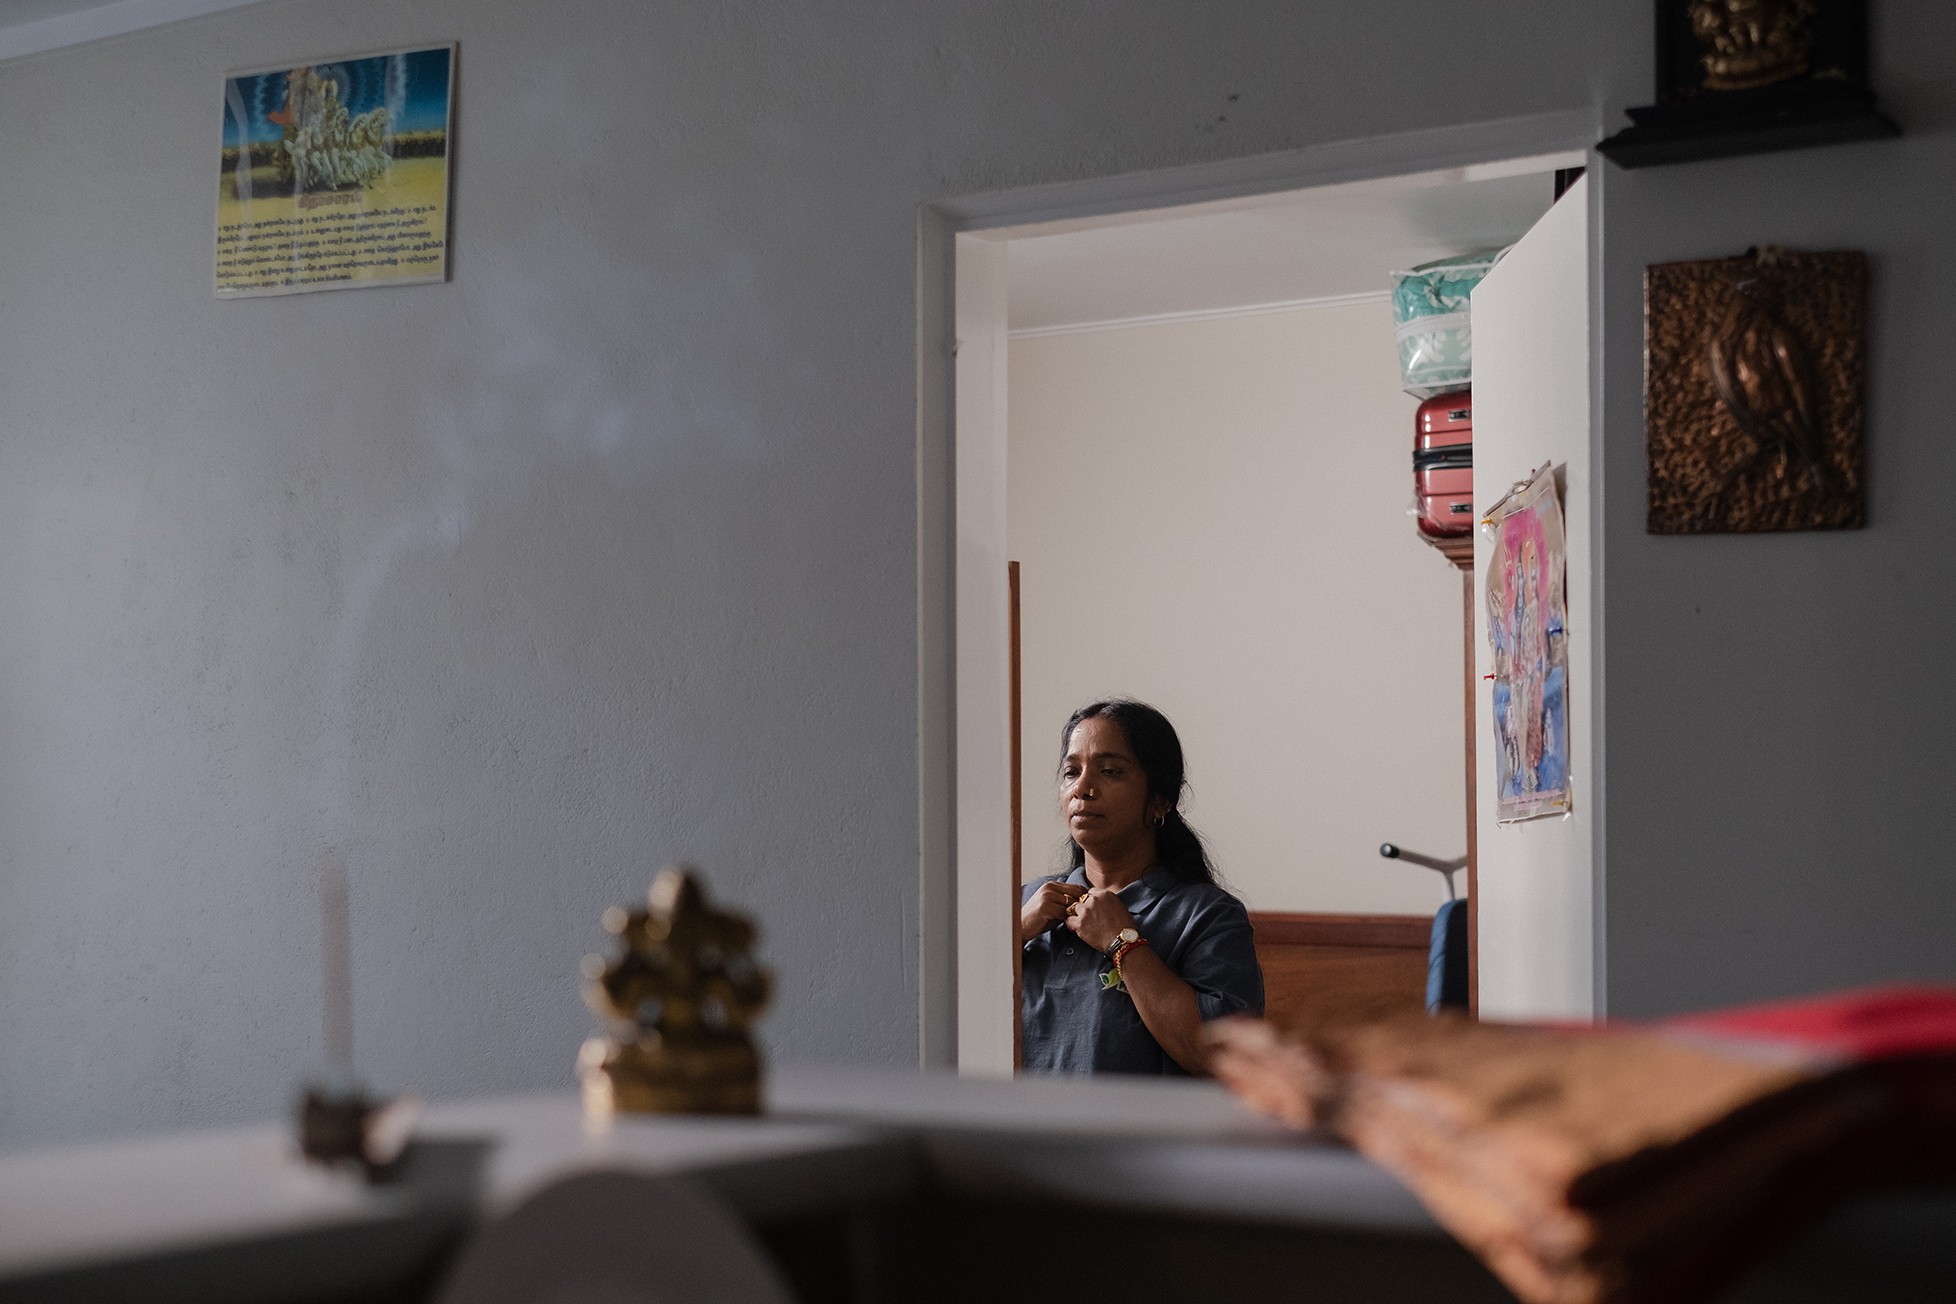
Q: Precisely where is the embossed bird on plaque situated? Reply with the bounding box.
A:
[578,866,772,1118]
[1645,245,1867,533]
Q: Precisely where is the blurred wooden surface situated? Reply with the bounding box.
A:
[1249,912,1430,1035]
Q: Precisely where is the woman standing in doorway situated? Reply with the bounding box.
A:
[1020,699,1263,1076]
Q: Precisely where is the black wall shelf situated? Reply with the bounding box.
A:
[1600,1,1898,169]
[1599,82,1898,169]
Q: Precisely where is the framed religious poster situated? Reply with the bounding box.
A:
[1485,465,1572,823]
[216,45,455,298]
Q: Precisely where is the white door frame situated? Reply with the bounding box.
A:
[916,109,1603,1069]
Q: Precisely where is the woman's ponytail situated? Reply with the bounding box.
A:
[1153,807,1215,886]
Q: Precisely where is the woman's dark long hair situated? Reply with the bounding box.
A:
[1059,699,1218,886]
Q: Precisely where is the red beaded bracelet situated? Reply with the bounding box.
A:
[1110,936,1150,969]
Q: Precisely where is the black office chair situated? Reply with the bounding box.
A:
[1380,843,1468,1013]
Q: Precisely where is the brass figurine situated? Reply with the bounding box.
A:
[1689,0,1815,91]
[578,867,773,1117]
[1646,246,1867,533]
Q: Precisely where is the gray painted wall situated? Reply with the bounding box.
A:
[0,0,1944,1151]
[1596,6,1956,1014]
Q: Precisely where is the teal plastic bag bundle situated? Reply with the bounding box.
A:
[1391,249,1508,398]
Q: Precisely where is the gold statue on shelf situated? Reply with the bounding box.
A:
[1689,0,1815,91]
[578,867,773,1117]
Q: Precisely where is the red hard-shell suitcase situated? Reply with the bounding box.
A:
[1414,391,1473,537]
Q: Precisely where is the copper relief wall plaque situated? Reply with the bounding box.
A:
[1645,246,1867,533]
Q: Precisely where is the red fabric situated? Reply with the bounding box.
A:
[1662,985,1956,1061]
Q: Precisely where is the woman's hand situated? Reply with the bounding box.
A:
[1064,887,1136,954]
[1020,881,1087,944]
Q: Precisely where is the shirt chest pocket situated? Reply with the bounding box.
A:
[1095,981,1147,1030]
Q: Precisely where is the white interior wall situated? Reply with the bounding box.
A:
[952,235,1015,1075]
[1470,177,1596,1021]
[1007,301,1465,915]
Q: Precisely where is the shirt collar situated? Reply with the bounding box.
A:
[1065,864,1176,911]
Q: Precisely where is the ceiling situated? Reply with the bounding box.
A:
[0,0,266,62]
[4,3,1567,338]
[1,0,116,23]
[1004,161,1568,335]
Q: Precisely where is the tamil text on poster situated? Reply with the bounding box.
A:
[216,46,453,298]
[1486,464,1572,822]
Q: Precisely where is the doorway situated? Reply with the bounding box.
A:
[915,116,1600,1074]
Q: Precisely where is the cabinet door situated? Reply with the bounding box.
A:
[1469,173,1597,1021]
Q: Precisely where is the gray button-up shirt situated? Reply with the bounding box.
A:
[1020,865,1264,1077]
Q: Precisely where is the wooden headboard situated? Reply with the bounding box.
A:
[1248,911,1431,1035]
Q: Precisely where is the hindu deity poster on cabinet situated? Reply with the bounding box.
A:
[216,45,454,298]
[1485,464,1571,823]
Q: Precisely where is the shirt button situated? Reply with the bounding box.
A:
[1064,947,1075,955]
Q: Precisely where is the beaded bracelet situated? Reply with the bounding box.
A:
[1110,936,1150,970]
